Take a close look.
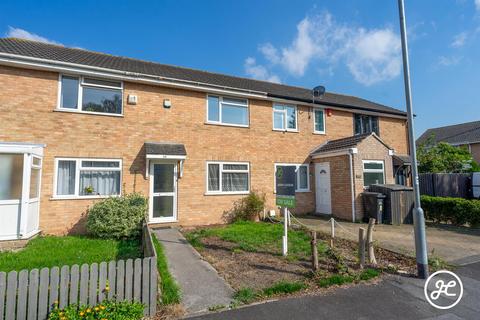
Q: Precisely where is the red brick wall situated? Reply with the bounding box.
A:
[0,65,409,234]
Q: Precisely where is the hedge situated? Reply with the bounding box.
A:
[421,195,480,226]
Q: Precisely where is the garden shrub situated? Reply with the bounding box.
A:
[86,193,147,239]
[48,300,144,320]
[223,190,266,223]
[421,195,480,226]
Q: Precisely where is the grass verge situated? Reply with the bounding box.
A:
[233,288,257,305]
[185,221,328,259]
[152,234,182,305]
[0,236,141,272]
[317,268,381,288]
[262,281,307,296]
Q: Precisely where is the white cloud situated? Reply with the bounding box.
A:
[476,0,480,10]
[244,57,281,83]
[438,55,462,66]
[451,32,468,47]
[248,12,401,86]
[5,26,62,45]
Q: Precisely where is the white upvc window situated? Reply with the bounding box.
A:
[362,160,385,187]
[53,158,122,199]
[313,107,325,134]
[57,75,123,116]
[206,161,250,195]
[274,163,310,192]
[273,103,297,131]
[206,95,249,127]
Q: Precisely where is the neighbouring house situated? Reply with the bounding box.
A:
[417,120,480,164]
[0,38,411,241]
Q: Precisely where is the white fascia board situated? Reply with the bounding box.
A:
[311,148,357,159]
[0,142,45,156]
[146,154,187,160]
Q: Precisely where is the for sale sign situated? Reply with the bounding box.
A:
[275,166,296,208]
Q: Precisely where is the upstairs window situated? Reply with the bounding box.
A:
[354,114,379,135]
[273,104,297,131]
[207,95,249,126]
[59,75,123,115]
[313,108,325,134]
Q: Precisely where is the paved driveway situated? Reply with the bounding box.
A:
[295,216,480,265]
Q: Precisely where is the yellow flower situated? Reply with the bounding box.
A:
[100,305,106,310]
[59,312,64,316]
[94,307,99,311]
[61,317,66,320]
[79,311,85,316]
[86,308,91,313]
[105,286,110,291]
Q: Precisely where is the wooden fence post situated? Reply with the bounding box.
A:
[311,231,319,271]
[358,228,366,269]
[367,218,377,265]
[330,218,335,248]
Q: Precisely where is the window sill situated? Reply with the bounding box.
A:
[204,191,250,196]
[313,131,326,135]
[204,122,249,128]
[50,195,120,200]
[54,108,124,118]
[272,128,299,133]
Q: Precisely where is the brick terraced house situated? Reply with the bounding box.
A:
[0,38,412,241]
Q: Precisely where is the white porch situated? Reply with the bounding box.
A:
[0,142,44,241]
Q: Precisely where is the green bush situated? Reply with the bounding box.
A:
[223,190,266,223]
[421,195,480,226]
[48,300,144,320]
[86,193,147,239]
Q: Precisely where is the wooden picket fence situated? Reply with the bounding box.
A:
[0,256,157,320]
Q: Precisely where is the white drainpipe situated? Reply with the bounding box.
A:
[349,148,358,222]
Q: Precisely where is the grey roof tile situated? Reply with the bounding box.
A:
[0,38,406,116]
[417,120,480,145]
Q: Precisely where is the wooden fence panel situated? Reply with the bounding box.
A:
[37,268,49,320]
[88,263,98,306]
[16,270,28,320]
[5,271,17,320]
[98,262,107,303]
[27,269,39,320]
[0,227,158,319]
[419,173,471,198]
[69,265,79,305]
[0,272,5,320]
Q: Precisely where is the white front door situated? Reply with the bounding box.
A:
[149,161,177,223]
[315,162,332,214]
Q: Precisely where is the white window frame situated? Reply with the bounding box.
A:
[53,157,122,199]
[273,103,298,132]
[362,160,385,187]
[206,94,250,127]
[29,156,42,201]
[56,74,124,117]
[274,163,310,193]
[205,161,250,195]
[313,107,326,134]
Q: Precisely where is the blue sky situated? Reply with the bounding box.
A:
[1,0,479,136]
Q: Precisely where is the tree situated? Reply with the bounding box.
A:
[417,136,480,173]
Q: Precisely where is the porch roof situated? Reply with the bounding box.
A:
[144,142,186,157]
[311,132,393,156]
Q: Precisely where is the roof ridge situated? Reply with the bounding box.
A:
[425,120,480,131]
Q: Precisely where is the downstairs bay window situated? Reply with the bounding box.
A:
[206,162,250,194]
[54,158,122,198]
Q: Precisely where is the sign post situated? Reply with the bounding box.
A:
[275,166,296,256]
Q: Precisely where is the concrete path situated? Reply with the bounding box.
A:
[152,228,234,315]
[191,261,480,320]
[295,216,480,265]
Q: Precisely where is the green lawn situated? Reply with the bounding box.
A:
[0,236,142,272]
[185,221,328,259]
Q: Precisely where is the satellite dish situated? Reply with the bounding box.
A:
[313,85,326,98]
